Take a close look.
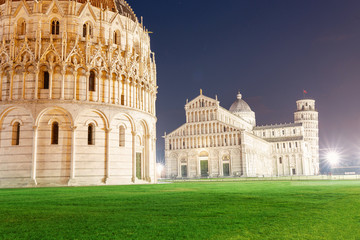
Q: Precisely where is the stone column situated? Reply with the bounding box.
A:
[136,84,140,108]
[219,158,222,176]
[9,70,14,100]
[61,68,65,100]
[105,128,112,182]
[107,75,111,103]
[0,71,3,101]
[97,73,101,102]
[129,82,132,107]
[178,159,181,177]
[73,71,77,100]
[124,79,128,106]
[34,70,39,99]
[144,88,148,112]
[85,72,90,101]
[142,87,145,110]
[197,156,201,177]
[22,71,26,99]
[301,154,304,175]
[48,69,53,99]
[287,156,291,176]
[117,79,120,104]
[69,126,77,184]
[31,126,38,185]
[131,131,137,182]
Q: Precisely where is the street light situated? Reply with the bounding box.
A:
[326,150,340,166]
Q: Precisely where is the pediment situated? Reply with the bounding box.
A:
[186,94,218,108]
[13,0,31,17]
[78,2,97,21]
[45,0,65,17]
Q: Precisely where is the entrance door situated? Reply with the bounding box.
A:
[181,165,187,177]
[223,163,230,176]
[292,168,296,175]
[200,160,208,177]
[136,153,141,179]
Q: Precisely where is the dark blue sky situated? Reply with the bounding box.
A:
[130,0,360,166]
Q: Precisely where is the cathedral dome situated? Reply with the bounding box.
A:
[229,92,252,113]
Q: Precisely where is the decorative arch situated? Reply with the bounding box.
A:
[47,118,62,126]
[139,119,150,136]
[35,106,74,127]
[75,109,109,129]
[110,112,135,132]
[199,151,209,157]
[84,119,99,127]
[0,106,34,130]
[10,118,24,126]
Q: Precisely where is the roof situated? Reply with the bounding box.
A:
[229,92,252,113]
[254,123,302,130]
[1,0,138,22]
[263,136,304,142]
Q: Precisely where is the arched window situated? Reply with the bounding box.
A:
[279,157,282,164]
[51,20,60,35]
[43,71,49,89]
[89,71,95,91]
[114,30,121,45]
[114,31,118,44]
[51,122,59,145]
[12,122,20,146]
[83,23,93,37]
[83,24,87,37]
[119,126,125,147]
[17,20,26,35]
[88,124,95,145]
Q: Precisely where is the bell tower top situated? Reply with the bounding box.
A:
[296,99,316,112]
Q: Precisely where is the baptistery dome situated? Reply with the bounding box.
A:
[0,0,157,188]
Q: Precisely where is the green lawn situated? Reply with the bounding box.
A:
[0,181,360,240]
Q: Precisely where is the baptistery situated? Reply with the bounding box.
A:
[0,0,157,187]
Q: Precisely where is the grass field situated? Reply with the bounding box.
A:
[0,181,360,240]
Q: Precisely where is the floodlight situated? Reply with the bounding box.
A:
[326,151,340,166]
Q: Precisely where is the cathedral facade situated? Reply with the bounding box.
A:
[165,91,319,178]
[0,0,157,187]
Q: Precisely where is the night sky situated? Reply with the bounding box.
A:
[130,0,360,169]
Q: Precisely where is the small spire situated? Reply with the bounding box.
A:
[200,89,203,95]
[215,95,218,101]
[237,90,242,99]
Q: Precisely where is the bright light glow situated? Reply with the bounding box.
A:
[157,163,164,177]
[326,151,340,165]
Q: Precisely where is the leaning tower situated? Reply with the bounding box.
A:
[294,99,319,174]
[0,0,157,188]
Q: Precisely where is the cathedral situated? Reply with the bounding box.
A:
[165,91,319,178]
[0,0,157,187]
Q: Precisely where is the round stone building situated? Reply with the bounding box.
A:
[0,0,157,187]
